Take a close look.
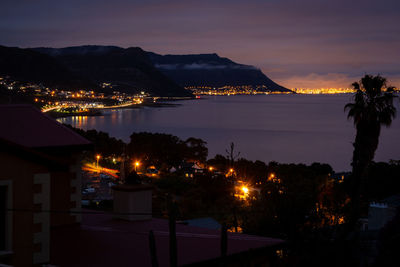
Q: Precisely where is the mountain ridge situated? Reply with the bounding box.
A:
[0,45,97,90]
[147,51,290,91]
[0,45,290,96]
[32,46,191,97]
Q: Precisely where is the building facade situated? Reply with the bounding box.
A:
[0,105,91,266]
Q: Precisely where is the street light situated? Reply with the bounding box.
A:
[241,186,249,195]
[209,166,214,171]
[268,173,276,182]
[96,154,101,168]
[135,161,140,172]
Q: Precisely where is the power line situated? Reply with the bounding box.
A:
[6,207,316,216]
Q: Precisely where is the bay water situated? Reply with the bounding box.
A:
[58,94,400,171]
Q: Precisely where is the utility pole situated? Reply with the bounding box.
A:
[220,223,227,257]
[149,230,159,267]
[96,154,100,168]
[233,207,238,233]
[120,144,128,183]
[168,197,178,267]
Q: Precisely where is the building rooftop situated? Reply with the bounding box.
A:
[50,212,284,266]
[182,217,222,230]
[0,104,90,148]
[383,194,400,207]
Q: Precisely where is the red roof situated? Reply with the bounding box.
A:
[0,104,90,148]
[50,212,284,266]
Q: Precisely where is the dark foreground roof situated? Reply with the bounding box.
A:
[51,212,284,267]
[0,104,90,148]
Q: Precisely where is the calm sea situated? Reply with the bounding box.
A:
[58,94,400,172]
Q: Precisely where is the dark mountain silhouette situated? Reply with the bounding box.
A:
[0,45,191,96]
[147,52,290,92]
[1,44,289,96]
[33,46,192,97]
[0,45,96,90]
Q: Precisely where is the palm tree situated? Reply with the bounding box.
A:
[345,74,397,226]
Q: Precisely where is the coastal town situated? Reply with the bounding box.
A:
[4,75,391,116]
[185,85,292,95]
[0,75,172,116]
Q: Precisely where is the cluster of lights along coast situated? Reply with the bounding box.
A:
[4,74,396,118]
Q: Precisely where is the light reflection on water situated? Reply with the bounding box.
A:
[58,95,400,171]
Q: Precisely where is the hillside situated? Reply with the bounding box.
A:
[0,45,191,97]
[147,52,290,91]
[33,46,192,97]
[0,45,95,90]
[1,44,289,96]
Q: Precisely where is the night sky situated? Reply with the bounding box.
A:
[1,0,399,89]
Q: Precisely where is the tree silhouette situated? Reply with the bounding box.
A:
[345,74,397,226]
[225,142,240,167]
[184,137,208,164]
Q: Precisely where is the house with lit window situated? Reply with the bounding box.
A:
[0,105,91,266]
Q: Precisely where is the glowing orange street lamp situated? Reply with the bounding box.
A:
[225,168,235,178]
[241,186,249,195]
[96,154,101,168]
[209,166,214,171]
[134,161,140,172]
